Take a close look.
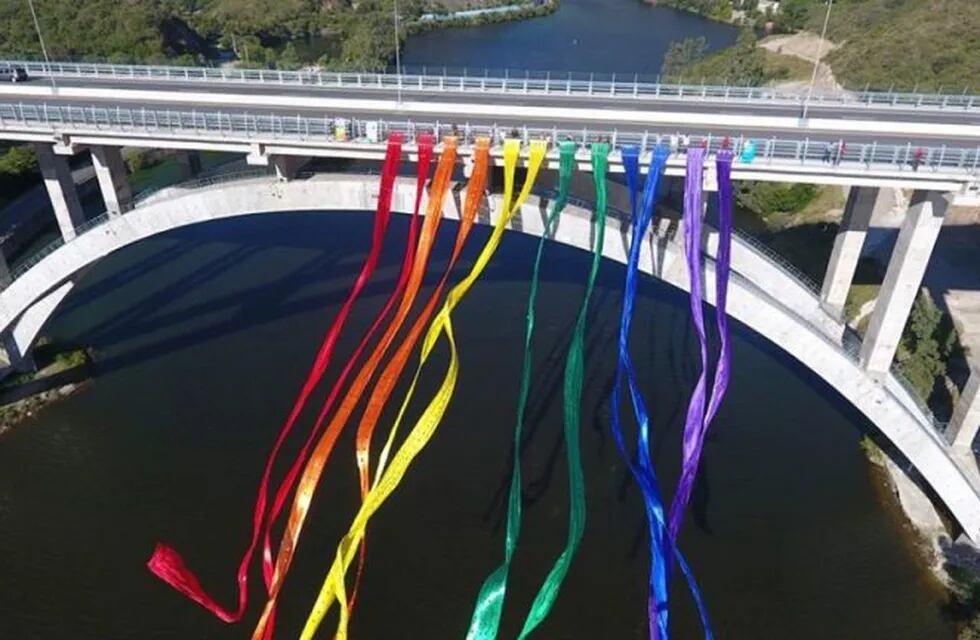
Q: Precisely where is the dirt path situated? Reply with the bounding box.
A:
[760,31,841,92]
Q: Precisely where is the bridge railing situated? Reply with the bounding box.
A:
[2,102,979,180]
[4,59,980,113]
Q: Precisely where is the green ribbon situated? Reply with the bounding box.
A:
[467,142,609,639]
[466,140,578,640]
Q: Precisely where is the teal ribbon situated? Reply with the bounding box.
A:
[465,140,578,640]
[517,142,610,638]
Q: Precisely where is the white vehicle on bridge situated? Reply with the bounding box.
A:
[0,64,27,83]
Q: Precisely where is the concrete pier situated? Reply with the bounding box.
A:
[175,150,202,179]
[272,155,310,181]
[1,329,33,372]
[90,146,132,216]
[947,366,980,451]
[820,186,880,317]
[860,190,951,374]
[34,144,84,242]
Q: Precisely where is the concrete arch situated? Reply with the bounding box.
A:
[3,172,979,541]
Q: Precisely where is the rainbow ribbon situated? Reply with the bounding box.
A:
[465,139,578,640]
[298,139,547,640]
[250,137,460,639]
[350,138,491,611]
[499,142,609,639]
[144,133,419,626]
[670,149,732,541]
[615,145,713,640]
[666,147,733,590]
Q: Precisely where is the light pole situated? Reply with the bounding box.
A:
[801,0,833,120]
[393,0,403,104]
[26,0,56,91]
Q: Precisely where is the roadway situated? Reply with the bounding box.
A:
[14,75,980,125]
[2,78,980,153]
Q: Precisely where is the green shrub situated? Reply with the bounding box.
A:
[123,149,156,174]
[736,182,818,217]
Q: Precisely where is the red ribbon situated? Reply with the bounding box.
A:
[146,133,434,626]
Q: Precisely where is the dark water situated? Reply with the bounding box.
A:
[0,212,955,638]
[403,0,737,74]
[0,1,959,638]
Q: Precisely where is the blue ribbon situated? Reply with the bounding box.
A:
[612,145,713,640]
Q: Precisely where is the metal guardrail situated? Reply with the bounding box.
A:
[1,102,979,180]
[5,59,980,113]
[131,168,273,206]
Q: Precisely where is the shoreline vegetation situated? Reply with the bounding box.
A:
[0,0,558,73]
[410,0,557,31]
[0,341,92,437]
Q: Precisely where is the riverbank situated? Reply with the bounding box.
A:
[862,438,980,638]
[412,0,558,31]
[0,346,92,437]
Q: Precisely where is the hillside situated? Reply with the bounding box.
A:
[0,0,426,70]
[816,0,980,91]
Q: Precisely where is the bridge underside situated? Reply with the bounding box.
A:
[2,173,978,542]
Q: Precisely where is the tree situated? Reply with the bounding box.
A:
[896,290,946,401]
[715,29,765,85]
[660,37,708,81]
[778,0,812,32]
[0,146,38,175]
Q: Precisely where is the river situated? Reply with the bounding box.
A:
[0,1,958,638]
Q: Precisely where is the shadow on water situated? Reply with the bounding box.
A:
[11,210,957,639]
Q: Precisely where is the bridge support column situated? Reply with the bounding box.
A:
[1,329,34,373]
[947,366,980,451]
[0,248,11,288]
[34,143,85,242]
[272,155,309,181]
[860,190,950,374]
[175,150,202,180]
[820,186,881,318]
[90,146,132,216]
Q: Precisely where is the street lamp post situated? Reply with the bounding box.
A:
[802,0,834,121]
[393,0,403,104]
[26,0,56,91]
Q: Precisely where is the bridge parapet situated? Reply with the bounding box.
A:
[5,59,980,113]
[1,103,976,195]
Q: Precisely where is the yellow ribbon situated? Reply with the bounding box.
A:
[299,139,547,640]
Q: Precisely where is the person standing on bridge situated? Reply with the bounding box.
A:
[913,147,925,172]
[835,140,847,166]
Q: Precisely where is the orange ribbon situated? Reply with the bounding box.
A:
[349,138,491,608]
[251,137,459,639]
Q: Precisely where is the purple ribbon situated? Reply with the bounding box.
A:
[668,147,734,547]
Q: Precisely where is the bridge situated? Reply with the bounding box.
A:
[1,60,979,544]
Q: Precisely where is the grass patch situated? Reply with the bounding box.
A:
[845,284,880,325]
[761,49,813,84]
[128,151,234,194]
[758,185,846,232]
[0,347,89,391]
[813,0,980,92]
